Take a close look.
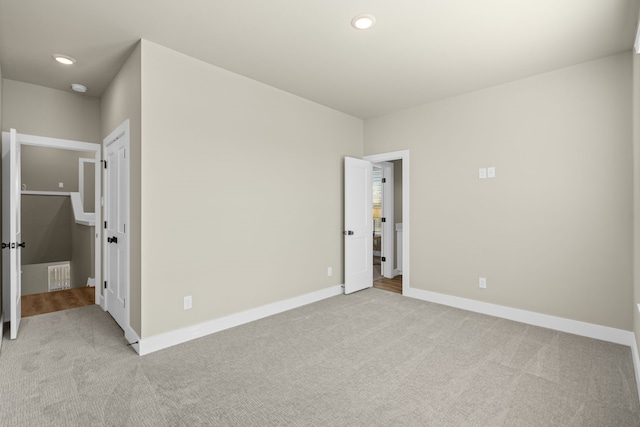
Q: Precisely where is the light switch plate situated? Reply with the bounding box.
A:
[479,168,487,179]
[487,167,496,178]
[479,277,487,289]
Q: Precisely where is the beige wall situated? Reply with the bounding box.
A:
[21,146,93,192]
[365,52,633,330]
[2,80,100,143]
[71,223,95,289]
[21,261,71,295]
[140,40,363,338]
[21,195,71,265]
[101,42,142,336]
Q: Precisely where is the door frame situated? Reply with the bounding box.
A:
[4,132,102,306]
[364,150,409,295]
[373,161,395,279]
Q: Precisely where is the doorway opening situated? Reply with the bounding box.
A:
[343,151,409,295]
[364,151,409,295]
[2,130,102,340]
[20,145,98,317]
[372,160,403,294]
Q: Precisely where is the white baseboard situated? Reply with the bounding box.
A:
[405,287,634,346]
[137,285,344,356]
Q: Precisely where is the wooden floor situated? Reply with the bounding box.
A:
[21,287,95,318]
[373,275,402,294]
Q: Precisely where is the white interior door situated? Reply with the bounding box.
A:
[2,129,22,339]
[104,135,128,330]
[344,157,373,294]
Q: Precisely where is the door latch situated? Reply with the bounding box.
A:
[343,230,354,235]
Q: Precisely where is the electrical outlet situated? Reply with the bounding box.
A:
[58,182,64,188]
[184,296,192,310]
[327,267,332,277]
[479,277,487,289]
[487,167,496,178]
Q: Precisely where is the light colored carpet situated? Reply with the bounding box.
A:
[1,288,639,426]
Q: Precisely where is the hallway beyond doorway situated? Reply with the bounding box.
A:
[373,274,402,294]
[21,287,95,317]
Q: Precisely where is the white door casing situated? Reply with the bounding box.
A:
[364,150,410,295]
[2,129,22,339]
[103,121,130,332]
[344,157,373,294]
[376,161,395,279]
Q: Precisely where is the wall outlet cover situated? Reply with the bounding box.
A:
[184,295,192,310]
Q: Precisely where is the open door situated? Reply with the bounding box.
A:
[344,157,373,294]
[2,129,23,339]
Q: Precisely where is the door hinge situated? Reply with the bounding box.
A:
[381,217,386,223]
[101,160,107,169]
[2,242,25,249]
[104,281,107,289]
[382,178,386,183]
[104,221,107,229]
[381,257,386,262]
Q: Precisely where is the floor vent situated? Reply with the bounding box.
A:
[48,263,71,291]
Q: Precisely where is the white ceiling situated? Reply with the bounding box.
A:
[1,0,638,119]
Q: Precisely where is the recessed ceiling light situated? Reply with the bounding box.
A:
[351,14,376,30]
[71,84,87,93]
[53,54,76,65]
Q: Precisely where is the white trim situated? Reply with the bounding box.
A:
[78,158,95,205]
[364,150,409,295]
[70,192,95,226]
[0,311,3,352]
[4,131,102,334]
[21,190,71,196]
[137,285,343,356]
[405,287,633,346]
[632,334,640,401]
[635,22,640,54]
[16,133,98,152]
[374,161,394,278]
